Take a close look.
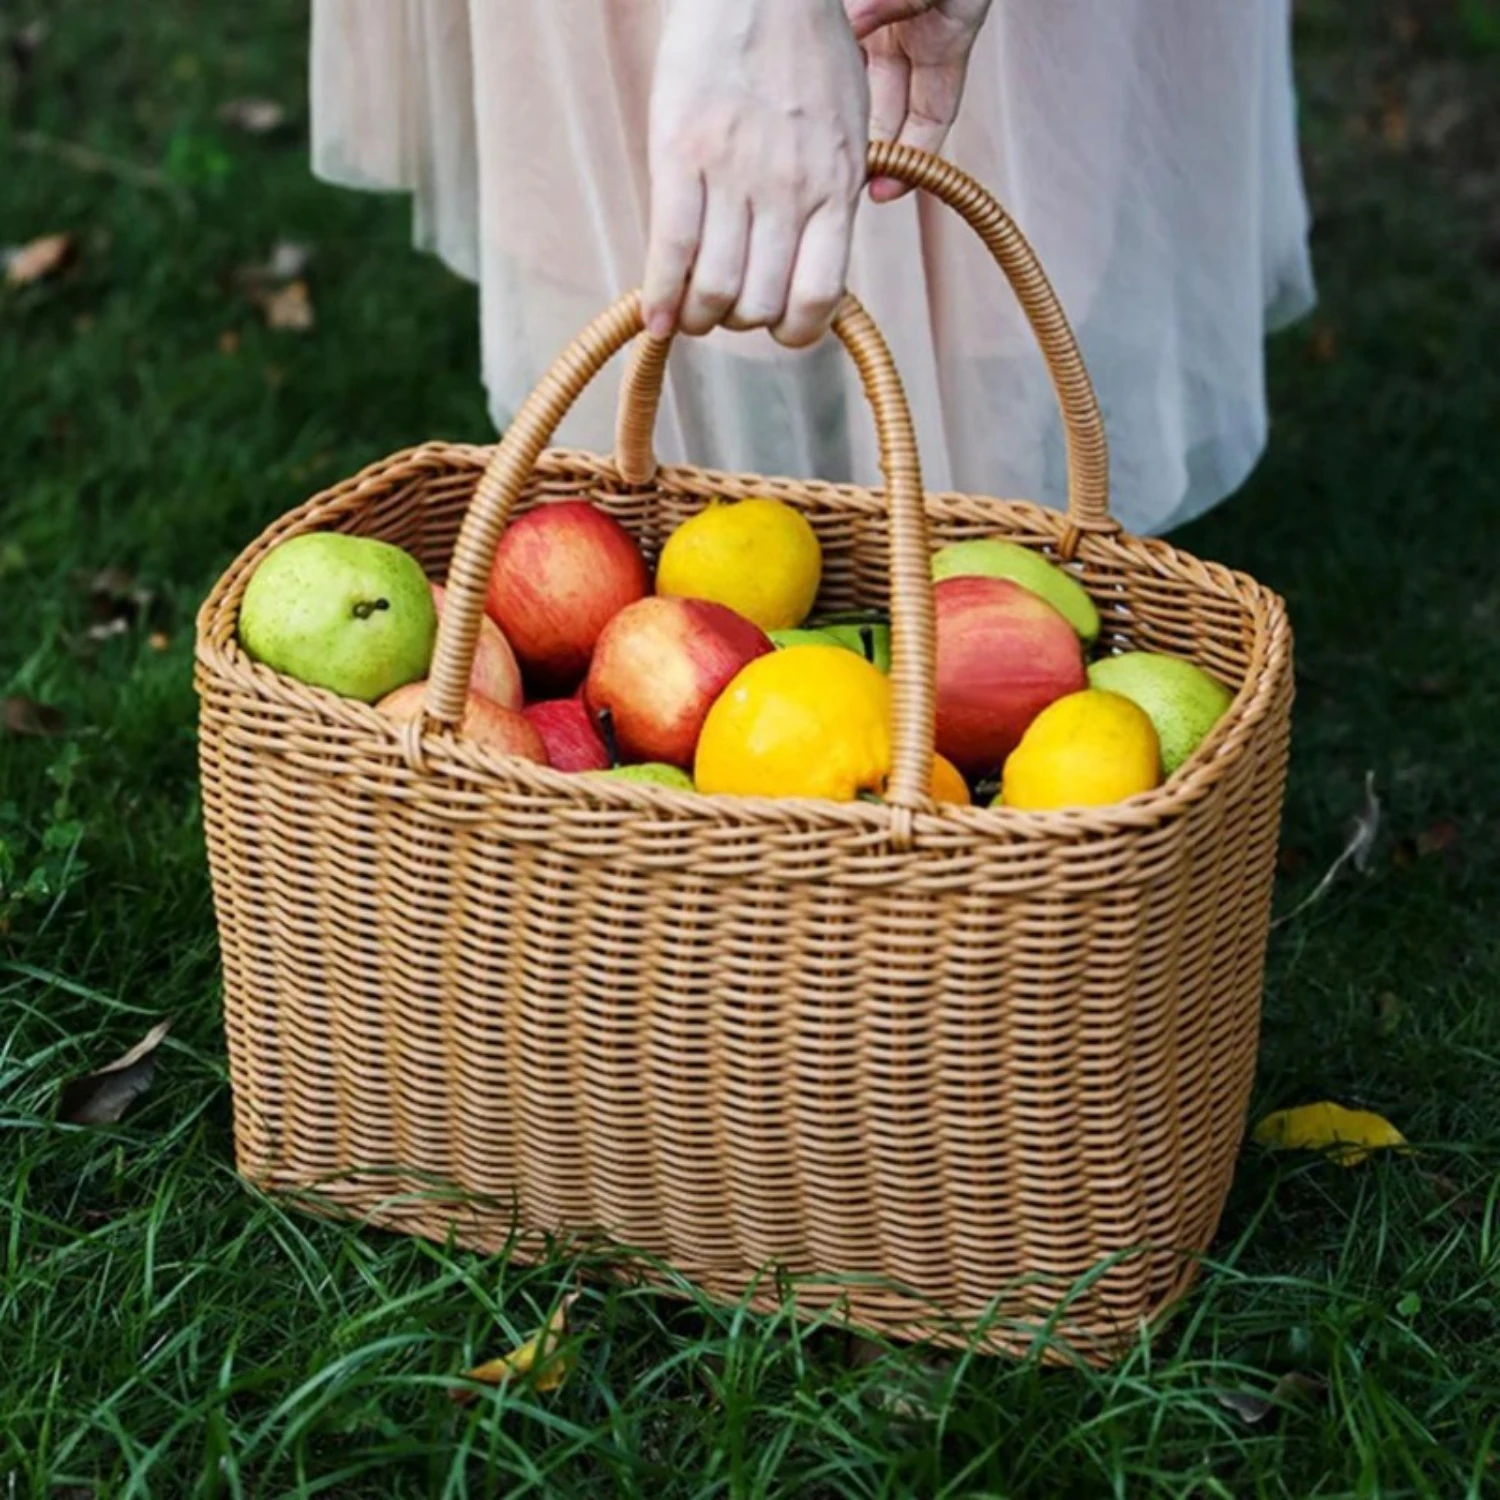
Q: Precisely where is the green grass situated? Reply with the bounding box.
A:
[3,2,1499,1494]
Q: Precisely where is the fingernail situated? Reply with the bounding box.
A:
[646,309,674,338]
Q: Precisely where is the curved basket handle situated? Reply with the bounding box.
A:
[424,291,938,823]
[616,140,1112,537]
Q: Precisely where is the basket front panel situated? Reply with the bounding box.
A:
[200,715,1287,1349]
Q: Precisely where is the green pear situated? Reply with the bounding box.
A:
[816,620,892,672]
[767,627,846,651]
[1087,652,1234,777]
[931,538,1100,645]
[594,762,694,790]
[238,532,437,702]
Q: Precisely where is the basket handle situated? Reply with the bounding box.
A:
[424,290,939,820]
[615,140,1112,537]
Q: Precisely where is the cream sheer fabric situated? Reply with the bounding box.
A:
[309,0,1315,535]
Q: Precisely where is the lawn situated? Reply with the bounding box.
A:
[2,2,1498,1496]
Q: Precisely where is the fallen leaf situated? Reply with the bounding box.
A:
[217,96,286,134]
[3,696,65,737]
[263,279,314,332]
[4,231,75,287]
[1253,1101,1406,1167]
[218,329,241,355]
[1271,772,1380,927]
[450,1293,578,1405]
[148,631,171,652]
[1415,821,1459,857]
[58,1019,172,1125]
[1215,1371,1326,1425]
[1418,1170,1486,1218]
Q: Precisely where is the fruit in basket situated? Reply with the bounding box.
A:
[694,646,890,800]
[768,626,846,651]
[933,575,1087,776]
[1087,651,1234,777]
[655,497,822,632]
[816,617,892,672]
[485,501,649,691]
[929,753,972,806]
[430,583,523,710]
[999,689,1160,810]
[595,762,695,790]
[376,682,549,763]
[237,532,437,702]
[931,538,1101,645]
[521,698,611,772]
[584,596,772,767]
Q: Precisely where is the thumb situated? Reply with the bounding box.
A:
[844,0,937,42]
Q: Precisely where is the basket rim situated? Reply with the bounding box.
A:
[195,441,1293,845]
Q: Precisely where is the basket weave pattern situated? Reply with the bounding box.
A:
[195,147,1292,1359]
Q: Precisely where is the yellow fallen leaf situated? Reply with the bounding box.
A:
[1253,1101,1406,1167]
[451,1293,577,1405]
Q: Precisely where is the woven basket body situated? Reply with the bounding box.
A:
[196,149,1292,1361]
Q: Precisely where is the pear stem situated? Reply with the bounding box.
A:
[351,598,390,621]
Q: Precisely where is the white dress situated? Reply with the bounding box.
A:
[309,0,1315,536]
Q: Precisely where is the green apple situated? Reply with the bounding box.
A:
[594,762,694,790]
[1087,652,1234,777]
[767,627,846,651]
[801,615,893,672]
[820,620,891,672]
[238,532,437,702]
[931,538,1100,645]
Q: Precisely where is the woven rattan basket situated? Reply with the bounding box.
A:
[195,145,1292,1363]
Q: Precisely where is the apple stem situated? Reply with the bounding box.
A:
[352,598,390,620]
[595,704,621,768]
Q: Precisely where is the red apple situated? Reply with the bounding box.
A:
[377,681,549,764]
[585,596,772,767]
[934,575,1086,776]
[430,582,523,711]
[522,697,611,772]
[485,501,649,692]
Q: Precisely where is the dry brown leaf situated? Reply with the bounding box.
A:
[1253,1101,1406,1168]
[264,279,314,332]
[59,1019,172,1126]
[450,1294,579,1405]
[3,695,65,737]
[4,231,75,287]
[218,329,241,355]
[1216,1371,1326,1425]
[218,96,286,134]
[148,631,171,652]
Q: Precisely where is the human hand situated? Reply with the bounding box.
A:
[643,0,870,348]
[843,0,993,201]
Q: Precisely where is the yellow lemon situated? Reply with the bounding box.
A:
[999,689,1161,810]
[695,646,889,800]
[656,497,822,632]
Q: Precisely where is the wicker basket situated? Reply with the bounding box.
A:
[195,145,1292,1363]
